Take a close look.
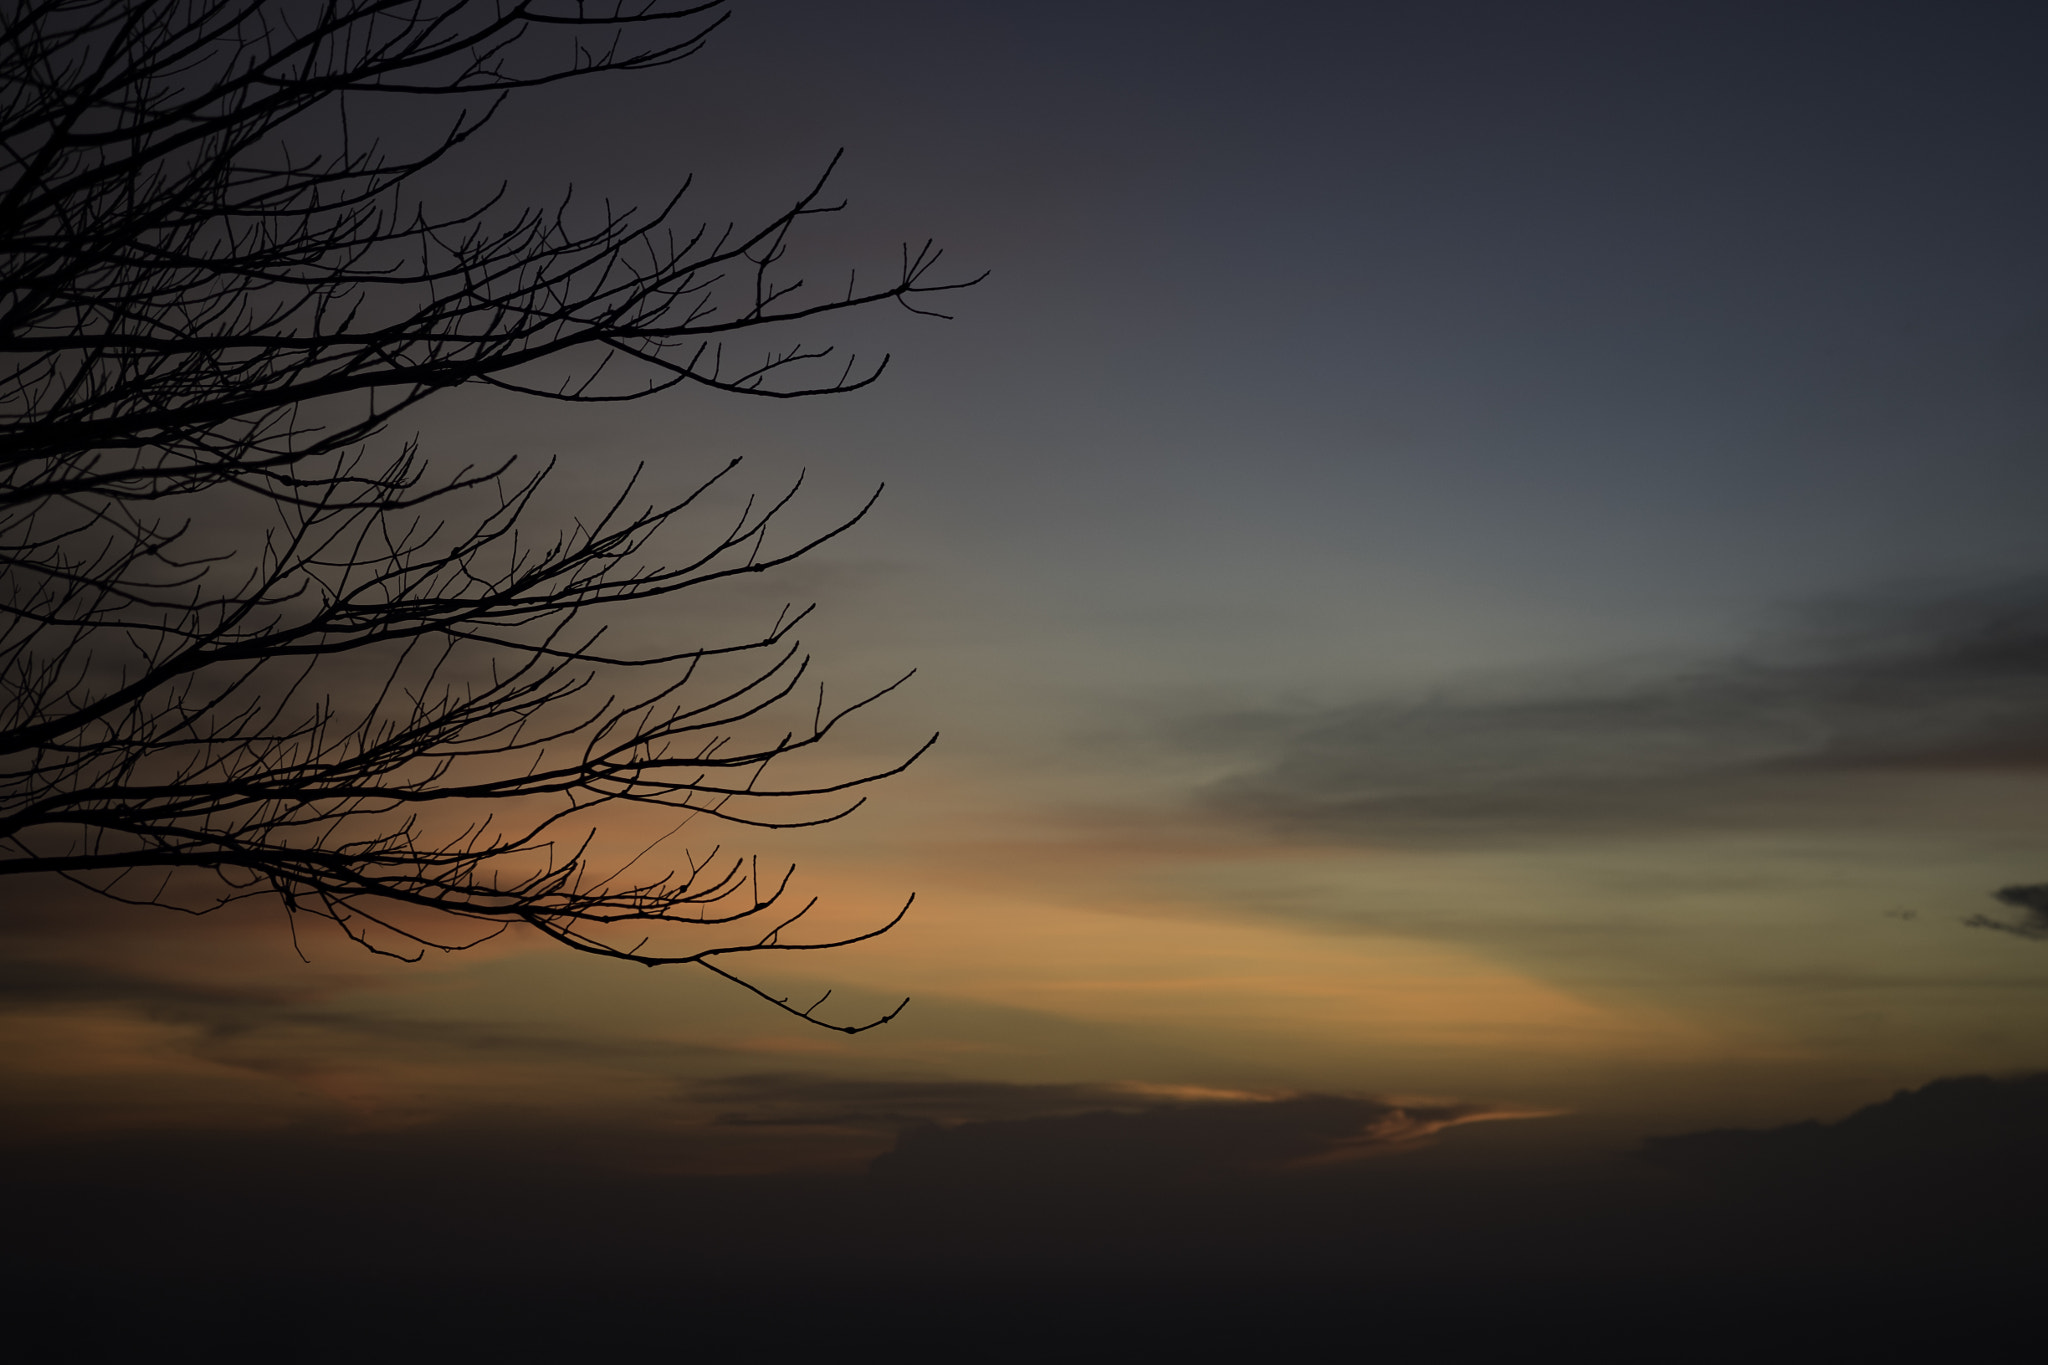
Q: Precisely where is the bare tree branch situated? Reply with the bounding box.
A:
[0,0,968,1031]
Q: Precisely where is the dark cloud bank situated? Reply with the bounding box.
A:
[9,1072,2048,1358]
[1197,581,2048,845]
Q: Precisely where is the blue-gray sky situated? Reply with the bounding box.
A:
[455,0,2048,695]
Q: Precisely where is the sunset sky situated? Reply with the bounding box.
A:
[12,5,2048,1322]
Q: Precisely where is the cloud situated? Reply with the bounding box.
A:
[695,1073,1190,1130]
[1642,1072,2048,1178]
[0,956,301,1013]
[691,1075,1539,1187]
[0,936,765,1146]
[1192,580,2048,845]
[0,950,727,1067]
[1965,884,2048,941]
[870,1092,1516,1187]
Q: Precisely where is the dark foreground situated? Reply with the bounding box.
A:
[11,1075,2048,1360]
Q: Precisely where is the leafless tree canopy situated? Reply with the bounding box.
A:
[0,0,976,1030]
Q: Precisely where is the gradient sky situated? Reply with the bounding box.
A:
[13,0,2048,1192]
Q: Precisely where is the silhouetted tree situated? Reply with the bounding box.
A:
[0,0,975,1029]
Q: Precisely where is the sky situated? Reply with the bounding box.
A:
[12,0,2048,1332]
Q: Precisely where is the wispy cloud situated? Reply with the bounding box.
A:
[869,1092,1531,1186]
[1191,580,2048,845]
[692,1073,1546,1181]
[696,1072,1173,1129]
